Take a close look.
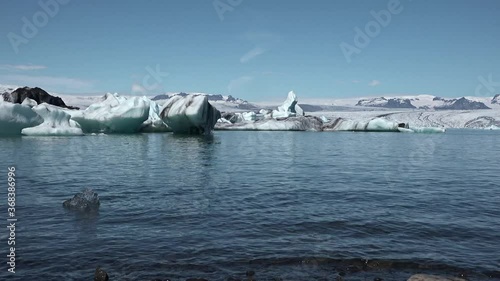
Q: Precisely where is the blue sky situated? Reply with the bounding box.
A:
[0,0,499,101]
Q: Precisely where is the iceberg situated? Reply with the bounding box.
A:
[399,127,446,133]
[322,117,400,132]
[140,99,170,132]
[272,91,305,118]
[69,93,150,134]
[485,125,499,130]
[21,104,84,136]
[160,94,221,134]
[215,116,323,131]
[0,102,43,136]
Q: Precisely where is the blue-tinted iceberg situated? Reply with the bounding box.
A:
[21,104,84,136]
[160,94,221,134]
[140,99,170,132]
[69,93,150,133]
[0,102,43,136]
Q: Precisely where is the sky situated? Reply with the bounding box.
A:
[0,0,499,101]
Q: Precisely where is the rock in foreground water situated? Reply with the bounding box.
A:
[63,188,100,212]
[407,274,466,281]
[94,267,109,281]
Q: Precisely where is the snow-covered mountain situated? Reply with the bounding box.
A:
[354,95,493,110]
[356,97,416,108]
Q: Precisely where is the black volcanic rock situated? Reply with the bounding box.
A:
[7,87,79,109]
[436,97,490,110]
[94,267,109,281]
[63,188,100,212]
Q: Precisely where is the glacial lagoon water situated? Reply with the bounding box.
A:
[0,130,499,280]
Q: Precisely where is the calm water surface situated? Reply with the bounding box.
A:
[0,130,499,280]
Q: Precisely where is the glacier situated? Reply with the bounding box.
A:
[21,104,84,136]
[160,94,221,134]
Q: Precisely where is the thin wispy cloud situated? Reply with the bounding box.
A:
[239,31,281,64]
[369,80,381,87]
[352,80,361,84]
[0,64,47,71]
[0,74,94,93]
[240,47,266,63]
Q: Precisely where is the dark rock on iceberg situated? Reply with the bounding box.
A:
[6,87,79,109]
[63,188,100,212]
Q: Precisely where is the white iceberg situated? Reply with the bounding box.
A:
[69,93,150,134]
[398,127,446,133]
[0,102,43,135]
[323,117,400,132]
[272,91,304,118]
[21,104,84,136]
[485,125,499,130]
[160,94,221,134]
